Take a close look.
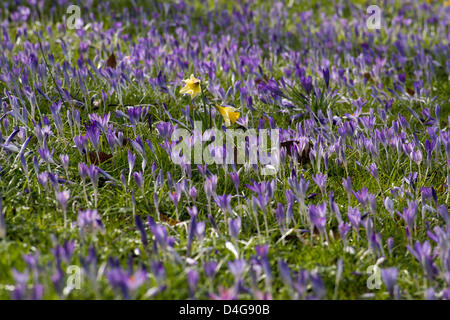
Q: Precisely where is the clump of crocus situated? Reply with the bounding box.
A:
[77,209,103,238]
[106,259,147,299]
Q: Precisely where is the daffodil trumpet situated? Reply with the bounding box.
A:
[180,74,201,99]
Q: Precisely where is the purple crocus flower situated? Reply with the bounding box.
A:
[329,191,342,222]
[275,202,286,230]
[204,175,218,200]
[60,154,69,172]
[127,106,142,127]
[168,186,182,207]
[214,194,232,214]
[135,215,148,247]
[353,187,369,207]
[293,269,309,299]
[387,237,394,255]
[150,260,166,287]
[399,200,417,238]
[381,268,398,299]
[11,269,29,300]
[228,259,246,281]
[78,162,88,181]
[87,164,99,187]
[133,171,143,189]
[77,209,103,235]
[38,144,53,163]
[255,244,272,282]
[228,216,241,240]
[195,221,205,241]
[407,241,439,280]
[151,224,169,250]
[278,259,292,288]
[410,148,423,165]
[312,173,327,196]
[437,205,449,225]
[288,172,309,200]
[187,269,199,299]
[338,221,351,243]
[50,101,63,134]
[86,123,101,151]
[322,67,330,88]
[384,197,394,216]
[347,206,361,233]
[106,262,147,299]
[56,190,70,212]
[300,75,313,95]
[309,271,326,299]
[156,121,176,140]
[204,261,218,279]
[229,171,240,193]
[189,186,197,202]
[342,177,353,197]
[309,202,327,236]
[367,163,379,180]
[37,172,48,188]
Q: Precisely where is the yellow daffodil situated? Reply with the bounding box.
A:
[217,106,240,127]
[180,74,201,99]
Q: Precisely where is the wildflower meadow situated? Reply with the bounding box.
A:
[0,0,449,303]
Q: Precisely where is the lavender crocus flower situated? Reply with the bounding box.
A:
[309,202,327,237]
[407,241,439,280]
[228,259,246,282]
[312,173,327,196]
[381,268,398,299]
[204,175,218,200]
[86,123,101,152]
[278,259,292,289]
[77,209,103,236]
[11,269,29,300]
[347,206,361,233]
[229,171,240,193]
[214,194,232,214]
[135,215,148,247]
[56,190,70,212]
[228,216,241,240]
[73,135,88,155]
[399,200,417,239]
[288,172,309,201]
[151,224,169,250]
[133,171,143,189]
[204,261,218,279]
[189,186,197,202]
[338,222,351,243]
[87,165,99,187]
[156,121,176,140]
[353,187,369,207]
[187,269,199,299]
[309,271,326,299]
[275,202,286,231]
[367,163,378,180]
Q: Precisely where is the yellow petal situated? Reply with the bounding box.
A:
[218,106,240,127]
[180,74,201,98]
[229,111,240,124]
